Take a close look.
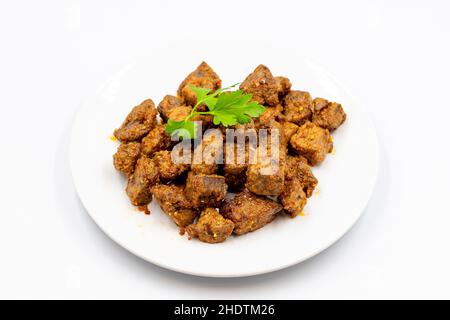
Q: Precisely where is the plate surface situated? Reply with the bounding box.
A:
[70,40,378,277]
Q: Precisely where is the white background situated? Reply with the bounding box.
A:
[0,0,449,299]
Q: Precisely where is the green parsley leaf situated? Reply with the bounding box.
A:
[202,95,218,109]
[189,85,210,103]
[209,90,265,126]
[165,118,197,139]
[165,83,265,139]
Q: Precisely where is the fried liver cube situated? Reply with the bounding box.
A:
[157,95,183,122]
[191,114,214,130]
[220,189,283,235]
[285,155,317,197]
[141,125,172,157]
[177,61,222,107]
[224,162,247,191]
[223,141,252,191]
[282,90,313,125]
[257,104,283,128]
[168,105,192,122]
[240,64,279,106]
[280,121,299,148]
[114,99,157,142]
[246,146,285,196]
[126,155,159,206]
[275,76,292,98]
[312,97,346,131]
[151,184,197,228]
[153,150,189,181]
[113,142,141,176]
[191,130,223,175]
[185,172,228,208]
[279,179,307,217]
[290,121,333,166]
[186,208,234,243]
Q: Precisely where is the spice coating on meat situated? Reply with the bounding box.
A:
[153,150,189,181]
[141,125,172,156]
[312,98,346,131]
[257,104,283,128]
[290,121,333,166]
[223,142,251,191]
[220,190,283,235]
[246,146,285,196]
[285,155,317,197]
[191,114,214,130]
[279,179,307,217]
[185,172,228,208]
[191,130,223,175]
[223,163,247,191]
[282,91,313,125]
[113,142,141,176]
[177,62,222,106]
[151,184,197,228]
[275,76,292,99]
[280,121,299,147]
[168,105,192,122]
[157,95,183,122]
[126,155,159,206]
[114,99,157,142]
[186,208,234,243]
[240,65,279,106]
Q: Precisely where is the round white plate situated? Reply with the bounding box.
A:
[70,39,378,278]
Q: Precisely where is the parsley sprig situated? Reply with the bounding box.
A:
[165,84,265,139]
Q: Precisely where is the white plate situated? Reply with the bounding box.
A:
[70,39,378,278]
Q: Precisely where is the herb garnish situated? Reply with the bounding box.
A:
[165,84,265,139]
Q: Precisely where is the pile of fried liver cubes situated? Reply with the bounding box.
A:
[113,62,346,244]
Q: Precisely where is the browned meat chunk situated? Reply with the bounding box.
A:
[257,104,283,127]
[246,146,285,196]
[220,190,283,235]
[224,162,247,191]
[114,99,157,142]
[185,172,227,208]
[275,76,292,98]
[191,114,214,131]
[280,121,299,147]
[240,65,279,106]
[285,155,317,197]
[223,141,252,191]
[153,150,189,181]
[168,105,192,121]
[290,121,333,166]
[255,119,286,153]
[177,62,221,107]
[312,98,346,131]
[279,179,307,217]
[157,95,183,122]
[141,125,172,156]
[191,130,223,174]
[151,184,197,228]
[126,156,159,206]
[113,142,141,176]
[224,119,256,132]
[282,91,313,125]
[186,208,234,243]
